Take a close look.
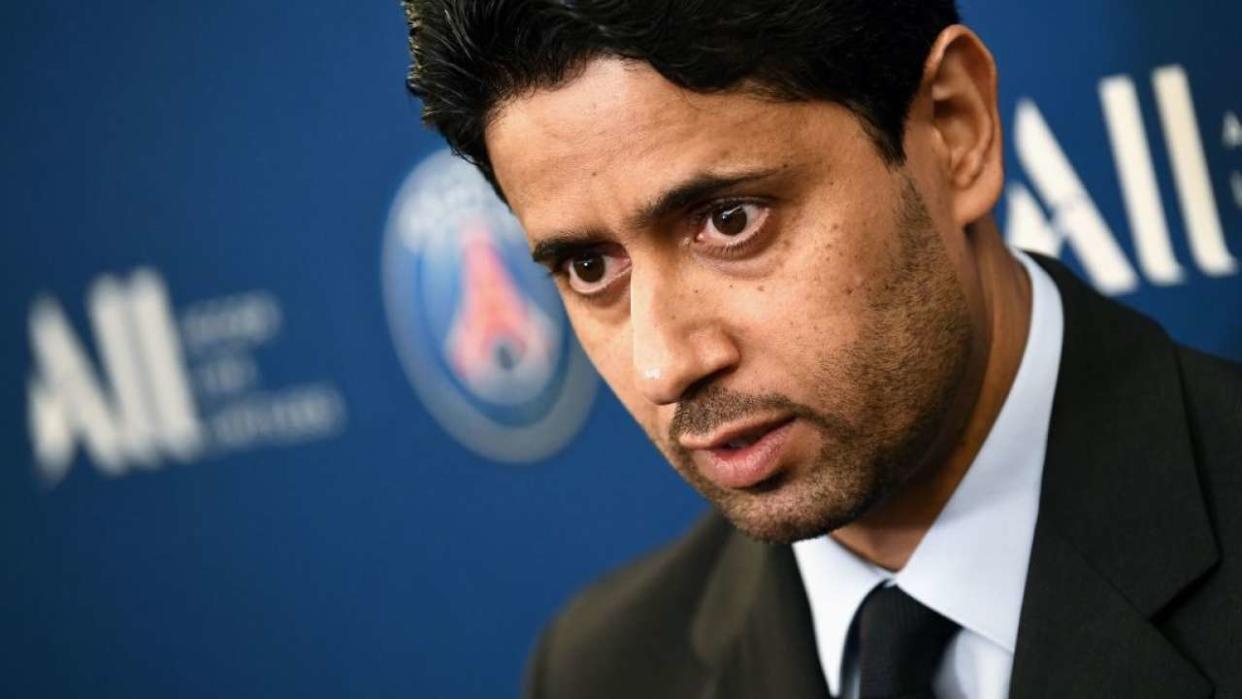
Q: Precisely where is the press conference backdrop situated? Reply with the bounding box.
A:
[2,1,1238,697]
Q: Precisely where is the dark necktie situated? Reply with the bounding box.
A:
[856,584,961,699]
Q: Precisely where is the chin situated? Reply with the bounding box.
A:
[712,478,879,545]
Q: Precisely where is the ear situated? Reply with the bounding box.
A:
[916,26,1003,228]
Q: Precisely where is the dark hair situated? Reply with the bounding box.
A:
[402,0,960,195]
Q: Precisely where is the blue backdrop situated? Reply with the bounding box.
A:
[2,2,1238,697]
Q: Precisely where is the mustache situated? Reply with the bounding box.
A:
[667,384,856,449]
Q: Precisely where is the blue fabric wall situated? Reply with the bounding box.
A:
[2,1,1238,696]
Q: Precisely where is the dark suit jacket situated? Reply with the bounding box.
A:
[524,257,1242,698]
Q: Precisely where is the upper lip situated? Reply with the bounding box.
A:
[678,414,795,451]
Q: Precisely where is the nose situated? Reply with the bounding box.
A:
[629,266,739,406]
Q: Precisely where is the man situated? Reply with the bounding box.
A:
[400,2,1241,697]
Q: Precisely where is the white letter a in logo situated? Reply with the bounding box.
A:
[27,269,203,487]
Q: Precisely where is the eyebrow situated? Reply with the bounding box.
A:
[530,230,610,268]
[626,167,783,231]
[528,166,784,268]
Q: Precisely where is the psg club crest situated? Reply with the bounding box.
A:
[382,149,598,462]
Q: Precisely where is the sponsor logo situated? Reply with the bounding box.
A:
[382,149,598,463]
[1006,64,1239,293]
[27,270,347,488]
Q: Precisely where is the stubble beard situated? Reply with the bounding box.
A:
[666,176,975,544]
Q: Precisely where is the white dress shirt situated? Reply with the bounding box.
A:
[792,250,1065,699]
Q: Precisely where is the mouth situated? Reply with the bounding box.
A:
[681,415,798,490]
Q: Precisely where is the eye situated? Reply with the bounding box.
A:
[697,202,769,247]
[561,249,631,296]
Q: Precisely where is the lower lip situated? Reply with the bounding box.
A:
[694,419,796,490]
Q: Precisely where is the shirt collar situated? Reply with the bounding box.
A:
[792,249,1064,696]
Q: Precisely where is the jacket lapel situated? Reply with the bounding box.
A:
[1009,527,1211,698]
[1011,257,1219,698]
[691,530,829,698]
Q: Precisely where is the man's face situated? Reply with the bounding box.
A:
[486,58,983,543]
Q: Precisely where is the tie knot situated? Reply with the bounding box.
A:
[856,585,960,699]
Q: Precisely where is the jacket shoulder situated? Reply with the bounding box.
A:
[1166,345,1242,688]
[524,512,733,698]
[1175,346,1242,436]
[1173,344,1242,527]
[1175,345,1242,497]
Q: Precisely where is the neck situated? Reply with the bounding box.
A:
[830,216,1032,571]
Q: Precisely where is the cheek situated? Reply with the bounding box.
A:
[568,310,626,384]
[608,375,664,448]
[567,315,662,437]
[728,221,879,365]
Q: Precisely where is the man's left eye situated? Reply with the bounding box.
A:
[698,202,768,243]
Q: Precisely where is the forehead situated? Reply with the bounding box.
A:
[484,58,863,237]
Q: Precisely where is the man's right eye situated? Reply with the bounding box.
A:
[560,249,631,297]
